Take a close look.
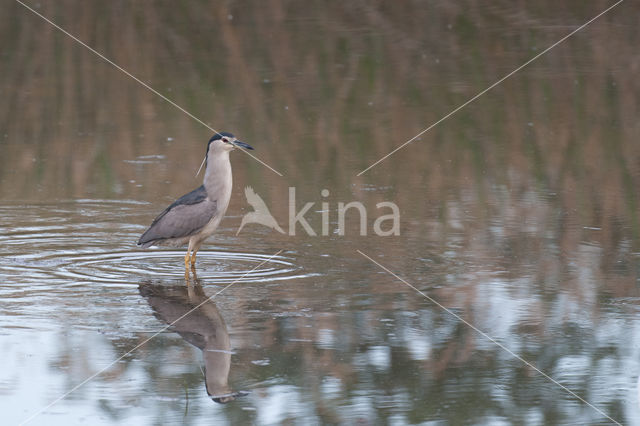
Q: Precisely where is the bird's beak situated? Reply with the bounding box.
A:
[232,140,254,150]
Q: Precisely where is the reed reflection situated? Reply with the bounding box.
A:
[139,278,248,403]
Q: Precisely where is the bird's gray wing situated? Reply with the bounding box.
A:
[138,185,218,246]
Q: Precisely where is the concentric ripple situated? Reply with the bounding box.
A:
[0,201,306,287]
[52,250,303,283]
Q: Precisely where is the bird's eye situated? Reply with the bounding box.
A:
[222,138,228,143]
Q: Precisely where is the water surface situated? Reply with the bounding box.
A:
[1,1,640,425]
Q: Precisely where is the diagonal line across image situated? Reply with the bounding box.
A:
[11,0,629,424]
[357,249,622,426]
[14,0,284,177]
[357,0,624,176]
[19,249,285,425]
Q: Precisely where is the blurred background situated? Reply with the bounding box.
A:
[1,0,639,424]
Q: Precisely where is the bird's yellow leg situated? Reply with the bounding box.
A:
[189,242,202,270]
[184,251,191,269]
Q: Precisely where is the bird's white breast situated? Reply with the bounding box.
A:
[200,151,233,237]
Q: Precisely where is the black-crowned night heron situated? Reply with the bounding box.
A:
[138,132,253,270]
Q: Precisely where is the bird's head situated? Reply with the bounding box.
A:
[207,132,254,153]
[195,132,254,177]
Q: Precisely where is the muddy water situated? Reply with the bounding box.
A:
[2,1,640,425]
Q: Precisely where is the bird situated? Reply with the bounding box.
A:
[138,132,253,272]
[236,186,285,235]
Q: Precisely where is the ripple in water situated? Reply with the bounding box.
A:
[53,250,303,284]
[0,202,307,287]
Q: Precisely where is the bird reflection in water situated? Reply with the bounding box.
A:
[139,277,248,403]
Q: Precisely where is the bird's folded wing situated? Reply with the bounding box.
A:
[139,186,218,244]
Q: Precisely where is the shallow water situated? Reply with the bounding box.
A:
[2,1,640,425]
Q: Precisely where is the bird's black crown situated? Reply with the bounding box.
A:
[208,132,235,143]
